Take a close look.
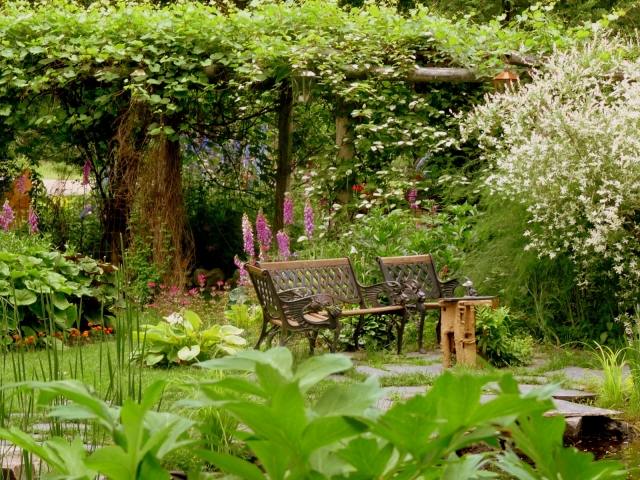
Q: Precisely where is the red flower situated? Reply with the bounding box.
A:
[147,282,157,289]
[352,184,364,193]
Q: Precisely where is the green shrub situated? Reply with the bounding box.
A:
[0,231,118,340]
[37,194,103,259]
[132,309,246,366]
[0,348,626,479]
[465,38,640,318]
[475,306,534,367]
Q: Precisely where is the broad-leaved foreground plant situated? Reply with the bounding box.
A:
[465,38,640,314]
[0,349,624,478]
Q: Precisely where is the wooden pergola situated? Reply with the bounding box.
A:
[271,54,535,230]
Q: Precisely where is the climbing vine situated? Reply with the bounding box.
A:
[0,0,595,279]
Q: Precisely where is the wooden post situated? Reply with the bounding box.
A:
[274,80,294,233]
[336,100,355,161]
[439,297,496,368]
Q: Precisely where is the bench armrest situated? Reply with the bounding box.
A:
[358,281,403,307]
[440,278,461,297]
[279,293,342,327]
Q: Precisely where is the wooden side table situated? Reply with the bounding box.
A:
[439,296,497,368]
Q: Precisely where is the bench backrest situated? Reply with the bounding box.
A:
[246,264,286,321]
[258,258,363,305]
[377,254,442,299]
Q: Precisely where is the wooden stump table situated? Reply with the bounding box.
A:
[439,296,497,368]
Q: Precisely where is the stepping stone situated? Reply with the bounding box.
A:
[545,366,630,384]
[548,398,621,418]
[524,356,549,371]
[404,351,442,362]
[381,364,444,376]
[514,375,549,384]
[376,386,428,409]
[383,386,428,398]
[516,384,597,402]
[355,365,389,378]
[480,394,621,417]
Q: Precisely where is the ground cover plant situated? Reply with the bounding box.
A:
[0,349,627,479]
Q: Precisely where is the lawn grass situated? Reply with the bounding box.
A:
[36,160,81,181]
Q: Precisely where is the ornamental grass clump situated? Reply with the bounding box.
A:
[465,38,640,315]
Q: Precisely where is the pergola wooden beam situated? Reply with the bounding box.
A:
[343,66,483,83]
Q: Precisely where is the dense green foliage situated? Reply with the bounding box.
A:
[464,38,640,338]
[0,232,118,341]
[0,349,625,478]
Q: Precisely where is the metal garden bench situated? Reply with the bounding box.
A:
[377,254,461,353]
[247,258,409,354]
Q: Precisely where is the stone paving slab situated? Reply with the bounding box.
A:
[516,384,597,402]
[354,365,389,378]
[382,364,444,376]
[355,363,443,378]
[404,351,442,362]
[484,383,597,403]
[545,366,630,384]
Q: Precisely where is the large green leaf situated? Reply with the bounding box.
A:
[294,353,353,392]
[197,450,265,480]
[11,288,37,306]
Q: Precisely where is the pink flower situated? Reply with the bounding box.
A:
[216,280,224,289]
[407,188,418,209]
[241,213,255,258]
[168,285,180,297]
[28,207,38,234]
[234,255,249,286]
[0,201,15,231]
[255,210,272,260]
[283,194,294,225]
[304,200,314,238]
[188,287,199,296]
[82,160,92,187]
[276,230,291,260]
[197,273,206,288]
[15,174,28,194]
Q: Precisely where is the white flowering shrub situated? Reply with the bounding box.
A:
[465,39,640,311]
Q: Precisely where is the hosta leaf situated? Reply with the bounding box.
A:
[145,353,165,366]
[177,345,200,361]
[12,288,37,306]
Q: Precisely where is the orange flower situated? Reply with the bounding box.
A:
[82,331,89,337]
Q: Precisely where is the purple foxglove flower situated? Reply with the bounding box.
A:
[283,194,294,226]
[304,200,314,238]
[234,255,249,286]
[276,230,291,260]
[28,207,38,234]
[407,188,418,209]
[82,160,92,186]
[255,210,272,260]
[15,174,27,194]
[241,213,255,258]
[0,201,15,231]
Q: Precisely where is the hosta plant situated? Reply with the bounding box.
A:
[132,310,246,366]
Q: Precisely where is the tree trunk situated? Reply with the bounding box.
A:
[274,80,294,232]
